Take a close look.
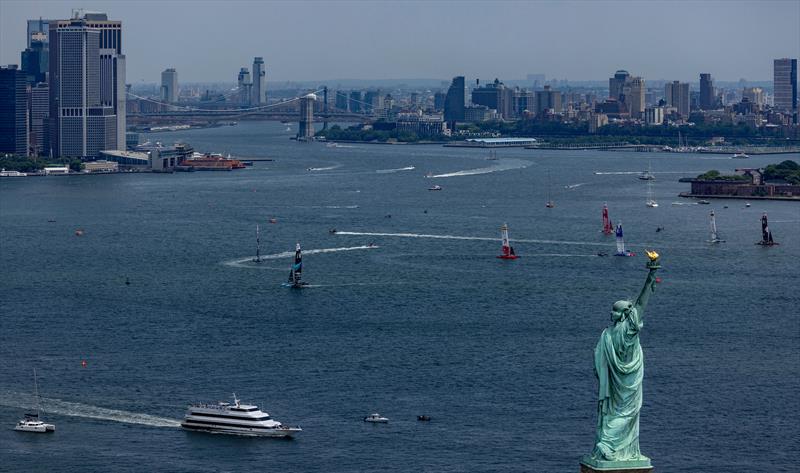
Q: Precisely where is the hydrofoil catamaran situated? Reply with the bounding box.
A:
[614,222,635,257]
[708,210,725,243]
[756,213,778,246]
[283,243,309,288]
[497,224,518,260]
[602,203,614,235]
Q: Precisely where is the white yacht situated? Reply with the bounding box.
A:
[363,413,389,423]
[731,152,750,159]
[181,394,301,438]
[14,369,55,433]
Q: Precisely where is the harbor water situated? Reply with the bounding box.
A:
[1,121,798,472]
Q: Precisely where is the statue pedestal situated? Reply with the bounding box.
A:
[580,455,653,473]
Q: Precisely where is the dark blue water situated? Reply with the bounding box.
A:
[1,121,798,472]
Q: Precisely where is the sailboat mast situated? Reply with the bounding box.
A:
[710,210,718,240]
[255,224,261,262]
[33,368,41,417]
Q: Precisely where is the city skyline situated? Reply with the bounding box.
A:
[1,0,798,84]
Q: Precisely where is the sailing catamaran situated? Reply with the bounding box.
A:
[546,171,555,208]
[253,224,262,263]
[708,210,725,243]
[646,179,658,207]
[602,203,614,235]
[497,224,518,260]
[283,243,309,288]
[756,213,778,246]
[614,222,635,257]
[14,369,55,433]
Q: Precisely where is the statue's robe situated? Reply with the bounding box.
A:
[592,306,647,461]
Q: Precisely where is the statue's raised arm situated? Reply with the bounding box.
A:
[634,250,661,317]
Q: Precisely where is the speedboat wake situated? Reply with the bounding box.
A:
[0,393,180,428]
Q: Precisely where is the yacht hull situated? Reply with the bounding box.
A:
[181,423,300,438]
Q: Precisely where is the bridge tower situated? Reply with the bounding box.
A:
[322,86,329,131]
[298,93,316,141]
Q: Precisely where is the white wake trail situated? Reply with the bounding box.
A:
[0,393,180,428]
[427,159,529,178]
[376,166,415,174]
[223,245,379,268]
[334,231,613,247]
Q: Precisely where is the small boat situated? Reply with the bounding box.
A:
[283,243,309,288]
[545,170,555,208]
[597,252,608,257]
[698,200,710,205]
[181,394,301,438]
[417,415,431,422]
[269,218,278,224]
[745,202,751,208]
[497,223,519,260]
[326,142,339,148]
[614,222,635,257]
[329,228,337,234]
[731,152,750,159]
[74,229,84,236]
[708,210,725,243]
[363,413,388,423]
[486,150,498,160]
[756,213,779,246]
[14,369,55,434]
[428,185,442,191]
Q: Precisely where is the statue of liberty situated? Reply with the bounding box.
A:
[581,251,660,472]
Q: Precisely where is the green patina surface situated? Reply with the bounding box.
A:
[583,255,661,466]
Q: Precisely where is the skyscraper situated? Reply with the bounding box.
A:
[30,83,49,156]
[237,68,252,105]
[472,79,513,119]
[49,12,123,158]
[699,73,715,110]
[335,90,348,111]
[623,77,646,119]
[535,85,562,115]
[349,90,362,113]
[444,76,466,125]
[609,70,630,101]
[774,58,798,115]
[21,39,48,84]
[161,68,178,103]
[297,93,315,140]
[0,65,30,157]
[665,81,690,118]
[251,57,266,105]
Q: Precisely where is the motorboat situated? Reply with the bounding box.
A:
[428,185,442,191]
[731,152,750,159]
[698,200,710,205]
[417,415,431,422]
[363,413,388,423]
[181,394,301,438]
[14,369,55,434]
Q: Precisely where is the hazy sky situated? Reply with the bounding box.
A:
[1,0,798,84]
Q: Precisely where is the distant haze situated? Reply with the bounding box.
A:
[1,0,798,85]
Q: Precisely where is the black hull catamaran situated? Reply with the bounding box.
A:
[756,213,778,246]
[283,243,309,288]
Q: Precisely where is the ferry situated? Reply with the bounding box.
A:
[179,153,246,171]
[181,395,301,438]
[0,170,27,177]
